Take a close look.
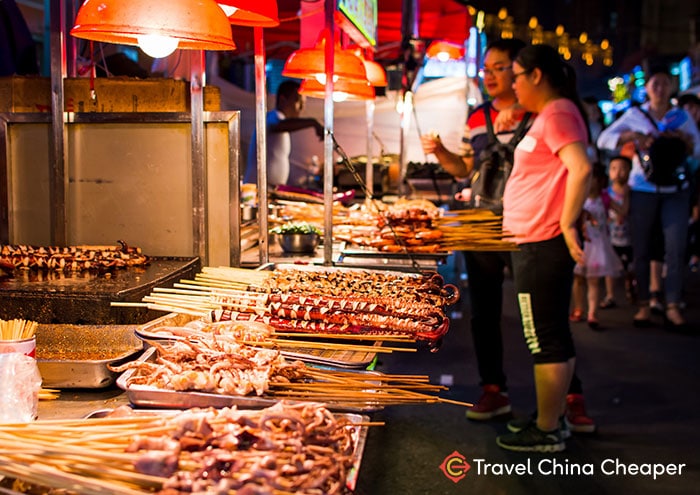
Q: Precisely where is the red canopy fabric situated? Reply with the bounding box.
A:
[230,0,470,60]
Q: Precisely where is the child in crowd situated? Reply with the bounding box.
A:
[602,156,635,306]
[571,163,623,328]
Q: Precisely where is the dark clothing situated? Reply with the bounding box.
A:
[464,250,511,390]
[461,104,530,390]
[0,0,39,76]
[630,189,691,304]
[511,234,576,364]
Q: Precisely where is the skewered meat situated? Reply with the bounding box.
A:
[0,242,149,272]
[121,402,358,495]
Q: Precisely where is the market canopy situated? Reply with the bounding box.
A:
[230,0,471,61]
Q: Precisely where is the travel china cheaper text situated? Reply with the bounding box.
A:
[473,458,686,480]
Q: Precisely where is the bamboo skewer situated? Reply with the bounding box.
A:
[0,318,38,340]
[271,332,413,341]
[435,209,518,251]
[0,403,375,495]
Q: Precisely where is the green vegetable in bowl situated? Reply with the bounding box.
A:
[270,222,322,235]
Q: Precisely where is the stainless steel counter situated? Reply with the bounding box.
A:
[38,387,130,420]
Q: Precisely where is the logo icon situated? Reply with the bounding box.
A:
[440,451,471,483]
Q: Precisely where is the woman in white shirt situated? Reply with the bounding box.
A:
[597,68,700,329]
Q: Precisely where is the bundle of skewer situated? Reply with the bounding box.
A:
[186,265,271,290]
[115,336,471,409]
[114,265,455,344]
[435,209,518,251]
[0,318,38,341]
[140,322,415,355]
[268,367,471,408]
[0,402,376,495]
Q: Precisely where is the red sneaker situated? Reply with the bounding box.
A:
[467,385,512,420]
[565,393,597,433]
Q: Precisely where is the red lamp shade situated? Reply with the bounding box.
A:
[363,59,387,87]
[350,49,387,87]
[299,78,374,102]
[426,40,465,61]
[218,0,279,27]
[70,0,235,56]
[282,34,368,83]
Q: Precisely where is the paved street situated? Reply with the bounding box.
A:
[355,255,700,495]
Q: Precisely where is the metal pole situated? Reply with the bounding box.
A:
[229,103,241,267]
[323,0,335,266]
[190,50,207,264]
[49,0,66,245]
[399,90,413,196]
[254,26,269,266]
[398,0,419,197]
[365,99,375,199]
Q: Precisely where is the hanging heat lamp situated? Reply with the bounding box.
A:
[217,0,279,27]
[282,32,368,84]
[363,59,388,87]
[426,40,465,62]
[70,0,236,58]
[350,48,387,87]
[299,77,374,102]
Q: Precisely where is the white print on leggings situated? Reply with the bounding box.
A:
[518,293,541,354]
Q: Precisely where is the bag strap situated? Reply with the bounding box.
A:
[483,102,532,146]
[509,112,533,145]
[482,102,498,145]
[637,107,659,131]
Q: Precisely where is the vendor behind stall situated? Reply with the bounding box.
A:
[244,80,324,187]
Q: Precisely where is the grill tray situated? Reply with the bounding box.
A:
[0,257,200,324]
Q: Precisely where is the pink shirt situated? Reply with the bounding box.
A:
[503,99,588,244]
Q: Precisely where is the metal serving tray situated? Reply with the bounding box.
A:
[0,257,200,324]
[117,347,382,413]
[138,312,379,369]
[35,324,144,388]
[84,407,369,492]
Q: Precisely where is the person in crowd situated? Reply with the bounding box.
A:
[496,44,592,452]
[582,96,605,162]
[679,93,700,128]
[602,155,635,305]
[571,163,623,328]
[420,38,528,422]
[678,93,700,272]
[244,80,324,187]
[421,39,596,434]
[597,67,700,330]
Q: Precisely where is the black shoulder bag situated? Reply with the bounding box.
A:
[470,102,532,212]
[637,108,689,189]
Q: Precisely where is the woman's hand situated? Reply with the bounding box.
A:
[562,225,585,265]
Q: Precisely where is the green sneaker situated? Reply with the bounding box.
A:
[507,415,571,440]
[497,422,565,453]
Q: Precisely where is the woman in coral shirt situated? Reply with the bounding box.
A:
[497,45,592,453]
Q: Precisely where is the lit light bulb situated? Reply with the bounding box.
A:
[218,4,238,17]
[314,74,339,84]
[137,34,179,58]
[333,92,349,102]
[436,51,450,62]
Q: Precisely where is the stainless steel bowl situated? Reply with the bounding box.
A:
[278,233,320,253]
[241,205,258,222]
